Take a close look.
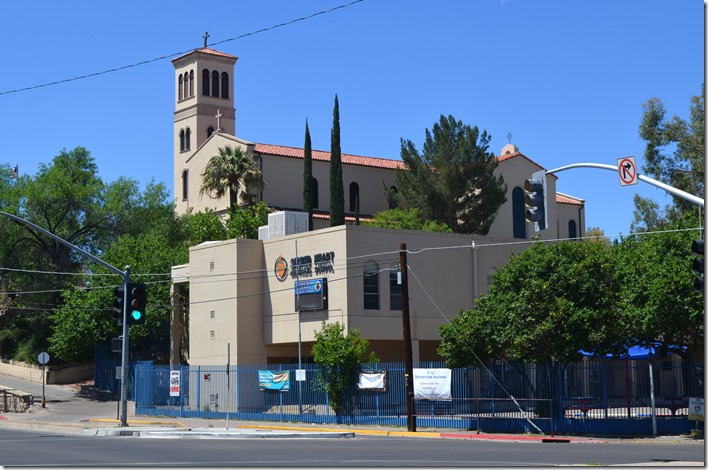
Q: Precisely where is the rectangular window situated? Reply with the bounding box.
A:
[390,272,402,311]
[210,310,215,319]
[363,271,380,310]
[210,330,215,340]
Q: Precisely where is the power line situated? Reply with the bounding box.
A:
[0,0,366,97]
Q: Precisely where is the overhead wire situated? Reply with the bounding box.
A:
[0,0,366,97]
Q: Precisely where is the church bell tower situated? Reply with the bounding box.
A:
[171,36,237,211]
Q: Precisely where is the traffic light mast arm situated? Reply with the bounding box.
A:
[545,163,704,207]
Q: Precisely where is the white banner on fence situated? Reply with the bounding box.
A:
[169,370,180,397]
[413,368,452,400]
[357,370,387,391]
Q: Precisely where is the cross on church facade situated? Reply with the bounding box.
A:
[215,110,222,132]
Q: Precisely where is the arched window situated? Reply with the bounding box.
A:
[179,129,185,152]
[349,182,359,212]
[178,75,183,101]
[207,127,215,139]
[311,178,319,208]
[183,72,189,99]
[363,261,380,310]
[388,185,398,209]
[211,70,220,98]
[181,169,189,201]
[512,186,526,239]
[202,69,210,96]
[188,70,194,97]
[569,220,577,240]
[221,72,229,99]
[185,128,191,150]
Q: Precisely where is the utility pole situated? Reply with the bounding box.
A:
[399,243,416,432]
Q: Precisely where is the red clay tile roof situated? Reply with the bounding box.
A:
[172,47,238,62]
[254,143,405,170]
[556,194,584,205]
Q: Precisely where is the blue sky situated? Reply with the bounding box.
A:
[0,0,703,239]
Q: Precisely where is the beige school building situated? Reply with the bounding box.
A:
[168,46,586,368]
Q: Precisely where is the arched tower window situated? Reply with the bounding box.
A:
[512,186,526,239]
[179,129,185,152]
[185,128,191,150]
[202,69,210,96]
[188,70,194,97]
[181,169,189,201]
[569,220,577,240]
[349,182,359,212]
[211,70,220,98]
[183,72,189,99]
[363,261,380,310]
[221,72,229,99]
[388,185,398,209]
[178,75,183,101]
[207,127,215,139]
[311,178,319,208]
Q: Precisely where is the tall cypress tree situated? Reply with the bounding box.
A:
[303,119,314,230]
[329,95,345,226]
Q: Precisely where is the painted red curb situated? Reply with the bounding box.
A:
[0,415,8,420]
[439,433,571,443]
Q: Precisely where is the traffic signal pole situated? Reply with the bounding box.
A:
[119,267,130,427]
[0,210,132,426]
[545,162,704,207]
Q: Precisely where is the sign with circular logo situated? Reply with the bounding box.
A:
[274,256,288,282]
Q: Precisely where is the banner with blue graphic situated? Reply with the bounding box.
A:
[258,370,291,391]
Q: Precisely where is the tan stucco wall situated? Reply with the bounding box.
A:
[182,224,526,366]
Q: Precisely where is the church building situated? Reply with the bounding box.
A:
[168,46,585,368]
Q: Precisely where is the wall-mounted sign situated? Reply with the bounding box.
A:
[169,370,180,397]
[295,278,328,311]
[290,251,335,278]
[274,256,288,282]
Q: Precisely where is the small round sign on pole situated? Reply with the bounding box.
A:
[37,351,49,408]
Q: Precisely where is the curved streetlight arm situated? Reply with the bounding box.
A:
[0,210,125,275]
[546,163,704,207]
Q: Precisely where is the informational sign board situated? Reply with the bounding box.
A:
[617,156,638,186]
[688,397,704,421]
[169,370,180,397]
[258,370,290,391]
[295,369,306,382]
[413,368,452,400]
[294,278,327,311]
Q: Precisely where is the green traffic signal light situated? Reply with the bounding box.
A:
[126,283,147,325]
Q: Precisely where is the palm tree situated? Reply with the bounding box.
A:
[200,145,265,210]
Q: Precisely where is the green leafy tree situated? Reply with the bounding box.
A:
[200,145,265,211]
[329,95,345,226]
[225,202,272,239]
[311,321,377,421]
[439,241,623,366]
[633,86,704,231]
[364,208,452,232]
[179,209,227,246]
[303,119,314,230]
[613,227,703,358]
[396,115,507,235]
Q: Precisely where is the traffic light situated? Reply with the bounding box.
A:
[126,283,147,325]
[524,170,547,232]
[113,285,124,325]
[692,239,704,294]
